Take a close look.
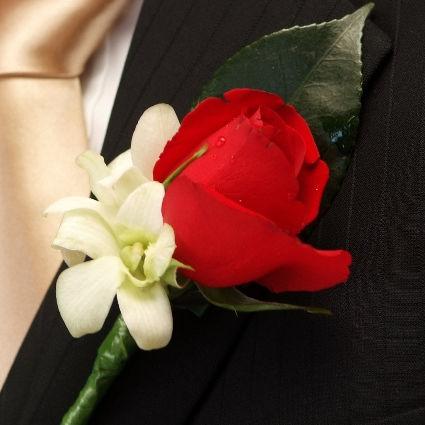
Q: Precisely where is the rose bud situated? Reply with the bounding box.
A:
[154,89,351,293]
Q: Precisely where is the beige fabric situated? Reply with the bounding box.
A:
[0,0,128,387]
[0,0,128,77]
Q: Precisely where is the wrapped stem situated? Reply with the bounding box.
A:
[61,315,137,425]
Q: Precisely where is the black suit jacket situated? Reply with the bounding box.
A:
[2,0,424,424]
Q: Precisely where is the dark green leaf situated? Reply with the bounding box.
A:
[197,284,331,315]
[198,4,373,214]
[170,283,210,318]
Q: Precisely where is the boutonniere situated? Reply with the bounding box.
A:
[46,5,372,424]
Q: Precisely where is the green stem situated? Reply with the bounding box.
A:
[61,316,137,425]
[163,144,208,189]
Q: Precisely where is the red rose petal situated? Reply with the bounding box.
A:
[258,246,352,293]
[257,107,307,175]
[181,114,306,234]
[297,160,329,226]
[163,175,351,291]
[163,175,304,286]
[278,104,319,164]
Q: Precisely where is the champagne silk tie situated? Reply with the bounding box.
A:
[0,0,128,385]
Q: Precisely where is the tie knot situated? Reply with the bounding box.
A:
[0,0,128,78]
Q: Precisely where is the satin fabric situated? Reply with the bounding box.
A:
[0,0,128,77]
[0,0,128,387]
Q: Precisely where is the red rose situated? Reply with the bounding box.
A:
[154,89,351,292]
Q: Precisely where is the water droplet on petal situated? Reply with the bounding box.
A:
[215,136,226,147]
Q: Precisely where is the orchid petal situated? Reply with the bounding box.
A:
[97,167,148,206]
[61,249,86,267]
[116,182,165,243]
[44,197,104,216]
[144,224,176,281]
[131,104,180,180]
[117,280,173,350]
[125,273,155,289]
[103,149,148,204]
[53,210,120,259]
[56,256,125,337]
[107,149,133,175]
[120,242,144,272]
[76,150,109,183]
[76,151,116,205]
[44,197,116,228]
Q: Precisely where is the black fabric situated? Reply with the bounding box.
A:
[1,0,424,424]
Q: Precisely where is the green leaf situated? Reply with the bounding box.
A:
[169,281,210,317]
[197,284,331,315]
[198,4,373,214]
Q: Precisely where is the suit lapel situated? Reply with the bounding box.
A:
[4,0,391,423]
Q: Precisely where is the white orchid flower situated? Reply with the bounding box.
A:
[44,104,184,350]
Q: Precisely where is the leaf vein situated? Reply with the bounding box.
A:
[289,11,365,103]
